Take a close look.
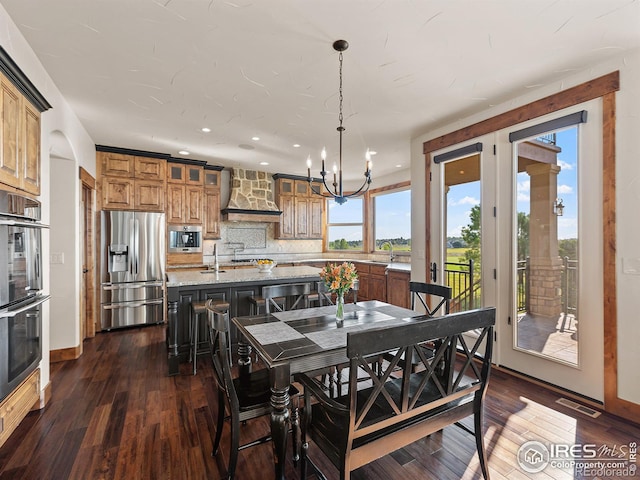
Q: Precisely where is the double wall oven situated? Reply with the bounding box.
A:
[0,190,49,402]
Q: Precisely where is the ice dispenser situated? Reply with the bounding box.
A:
[109,244,129,272]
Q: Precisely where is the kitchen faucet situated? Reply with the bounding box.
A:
[382,241,395,263]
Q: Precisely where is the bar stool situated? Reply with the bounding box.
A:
[247,293,285,314]
[191,298,230,375]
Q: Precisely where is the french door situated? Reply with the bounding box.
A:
[430,101,603,400]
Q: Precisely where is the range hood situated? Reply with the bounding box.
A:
[221,168,282,222]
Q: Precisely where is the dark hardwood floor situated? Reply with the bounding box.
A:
[1,325,638,480]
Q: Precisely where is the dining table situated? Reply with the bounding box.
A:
[232,300,425,480]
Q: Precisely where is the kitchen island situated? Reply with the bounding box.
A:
[165,265,321,375]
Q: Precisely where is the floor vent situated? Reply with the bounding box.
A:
[556,397,601,418]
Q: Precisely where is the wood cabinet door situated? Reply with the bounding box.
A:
[134,157,165,180]
[101,152,134,177]
[184,185,203,223]
[295,180,310,197]
[309,197,324,238]
[275,195,295,239]
[203,188,221,239]
[102,176,134,210]
[167,163,185,183]
[21,101,41,195]
[294,197,310,238]
[368,274,387,301]
[134,180,165,211]
[387,270,410,308]
[167,184,185,223]
[185,166,203,185]
[0,77,20,188]
[204,170,220,188]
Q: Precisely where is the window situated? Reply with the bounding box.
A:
[326,198,363,251]
[374,188,411,254]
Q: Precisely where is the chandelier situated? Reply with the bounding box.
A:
[306,39,372,205]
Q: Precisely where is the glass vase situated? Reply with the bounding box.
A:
[335,293,345,327]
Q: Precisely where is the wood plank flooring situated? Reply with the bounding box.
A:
[0,324,638,479]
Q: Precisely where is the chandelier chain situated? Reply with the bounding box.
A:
[338,51,344,128]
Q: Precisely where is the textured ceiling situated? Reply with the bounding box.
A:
[2,0,639,183]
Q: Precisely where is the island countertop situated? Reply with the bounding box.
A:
[166,265,322,288]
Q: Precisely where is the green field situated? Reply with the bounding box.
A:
[446,247,469,263]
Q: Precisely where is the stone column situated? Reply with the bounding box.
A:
[525,163,562,318]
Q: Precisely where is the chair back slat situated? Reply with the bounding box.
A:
[262,282,311,313]
[409,281,451,316]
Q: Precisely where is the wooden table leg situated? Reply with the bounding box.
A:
[270,365,291,480]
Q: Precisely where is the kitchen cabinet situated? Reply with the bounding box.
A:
[386,269,410,308]
[203,168,221,239]
[167,162,203,185]
[273,175,323,239]
[166,162,204,224]
[99,151,166,211]
[0,73,42,196]
[353,262,387,302]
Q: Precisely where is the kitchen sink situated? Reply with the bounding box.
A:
[201,270,227,274]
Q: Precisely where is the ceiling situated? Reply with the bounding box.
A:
[2,0,639,183]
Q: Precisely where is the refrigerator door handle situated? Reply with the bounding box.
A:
[129,217,135,276]
[102,282,164,290]
[103,299,164,309]
[134,218,140,275]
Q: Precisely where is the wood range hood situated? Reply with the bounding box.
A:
[221,168,281,223]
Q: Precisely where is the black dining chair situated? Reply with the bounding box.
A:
[262,282,311,313]
[380,282,452,374]
[207,306,300,479]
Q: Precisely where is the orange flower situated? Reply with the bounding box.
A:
[320,261,358,296]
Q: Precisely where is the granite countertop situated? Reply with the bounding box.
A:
[166,265,322,287]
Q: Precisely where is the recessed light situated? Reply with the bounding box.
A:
[252,136,260,141]
[368,150,377,155]
[178,150,190,155]
[293,144,301,148]
[395,164,402,168]
[259,161,269,166]
[201,127,211,133]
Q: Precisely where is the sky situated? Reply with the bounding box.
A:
[446,126,578,240]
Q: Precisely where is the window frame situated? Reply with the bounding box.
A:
[370,183,411,257]
[324,196,365,252]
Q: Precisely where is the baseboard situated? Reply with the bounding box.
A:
[31,380,51,411]
[50,344,82,363]
[493,365,603,409]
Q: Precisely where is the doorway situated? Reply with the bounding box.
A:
[80,167,96,339]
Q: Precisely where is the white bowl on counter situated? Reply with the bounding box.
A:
[256,261,276,272]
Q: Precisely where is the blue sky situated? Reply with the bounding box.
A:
[446,126,578,240]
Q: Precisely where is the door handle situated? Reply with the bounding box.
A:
[430,262,437,283]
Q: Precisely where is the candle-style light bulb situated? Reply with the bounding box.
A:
[306,155,312,178]
[365,149,372,173]
[321,147,326,172]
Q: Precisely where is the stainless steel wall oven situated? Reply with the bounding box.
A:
[0,190,49,402]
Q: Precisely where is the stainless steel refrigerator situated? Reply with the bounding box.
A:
[100,211,165,330]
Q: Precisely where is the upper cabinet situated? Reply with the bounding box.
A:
[166,161,204,223]
[203,168,222,239]
[273,175,324,240]
[99,151,166,211]
[0,49,51,196]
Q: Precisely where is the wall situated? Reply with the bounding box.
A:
[0,5,97,397]
[410,50,640,406]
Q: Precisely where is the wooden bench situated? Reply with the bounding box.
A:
[295,307,495,480]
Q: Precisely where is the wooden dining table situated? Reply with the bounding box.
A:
[232,300,425,480]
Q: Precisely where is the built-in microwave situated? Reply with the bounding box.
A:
[0,191,46,308]
[168,225,202,253]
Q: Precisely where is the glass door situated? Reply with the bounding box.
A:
[430,134,497,316]
[497,101,604,401]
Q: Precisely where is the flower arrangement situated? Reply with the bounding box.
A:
[319,262,358,296]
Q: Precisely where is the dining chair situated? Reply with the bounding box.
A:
[307,280,335,307]
[381,282,452,374]
[296,307,496,480]
[262,282,311,313]
[207,306,300,479]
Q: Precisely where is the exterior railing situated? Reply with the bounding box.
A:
[515,256,577,314]
[445,259,480,312]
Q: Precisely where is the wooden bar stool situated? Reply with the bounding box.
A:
[191,299,230,374]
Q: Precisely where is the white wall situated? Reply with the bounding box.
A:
[411,49,640,406]
[0,5,97,396]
